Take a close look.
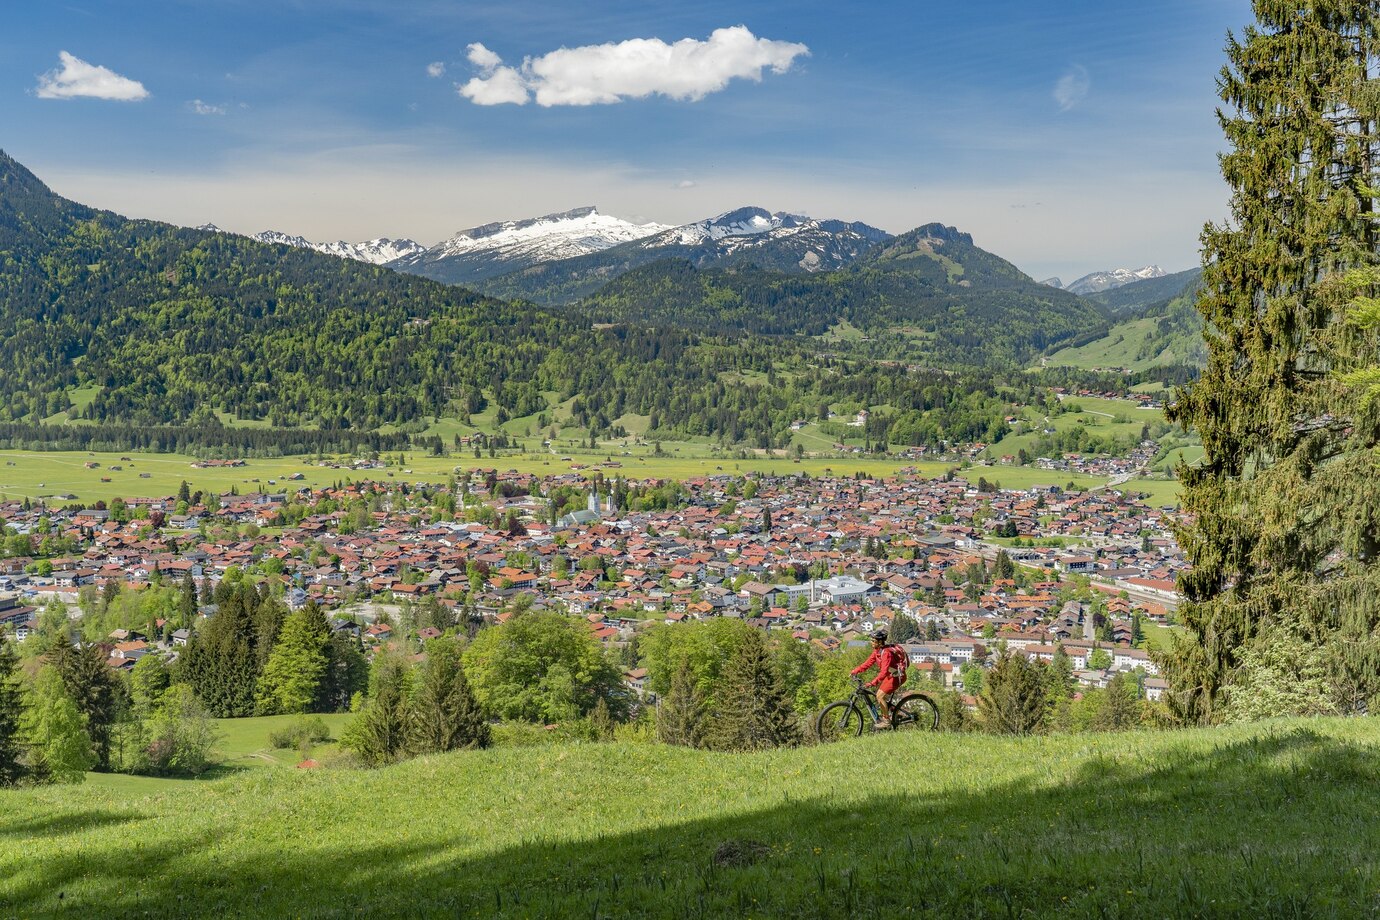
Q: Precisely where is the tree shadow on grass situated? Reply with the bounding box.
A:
[0,809,134,840]
[5,726,1378,919]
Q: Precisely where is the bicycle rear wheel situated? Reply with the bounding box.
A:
[815,701,865,742]
[892,693,940,731]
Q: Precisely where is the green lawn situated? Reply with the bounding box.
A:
[2,719,1377,917]
[1120,477,1182,509]
[1141,622,1180,652]
[212,713,354,770]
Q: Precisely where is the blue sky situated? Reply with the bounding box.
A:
[2,0,1252,281]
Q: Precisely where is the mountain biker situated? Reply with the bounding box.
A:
[851,628,908,728]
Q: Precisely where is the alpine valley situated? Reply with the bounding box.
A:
[0,149,1189,456]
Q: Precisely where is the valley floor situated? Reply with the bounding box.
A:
[1,718,1374,918]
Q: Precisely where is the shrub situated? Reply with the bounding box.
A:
[269,716,332,750]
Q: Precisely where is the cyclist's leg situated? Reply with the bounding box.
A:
[876,687,893,723]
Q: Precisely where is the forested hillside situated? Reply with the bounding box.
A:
[580,224,1108,366]
[1044,273,1205,371]
[0,152,1034,451]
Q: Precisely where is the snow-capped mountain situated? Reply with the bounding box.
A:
[1063,265,1166,296]
[636,206,891,269]
[250,231,425,266]
[465,205,893,305]
[196,223,425,265]
[390,206,671,285]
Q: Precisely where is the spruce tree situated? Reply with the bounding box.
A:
[255,604,330,715]
[408,639,490,753]
[343,655,411,767]
[977,649,1047,735]
[657,659,707,747]
[183,587,260,718]
[704,629,801,752]
[0,630,26,786]
[319,631,369,712]
[1169,3,1380,721]
[1093,672,1140,732]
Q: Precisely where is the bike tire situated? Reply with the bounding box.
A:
[815,701,866,742]
[892,693,940,731]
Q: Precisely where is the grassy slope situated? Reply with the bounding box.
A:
[3,720,1377,918]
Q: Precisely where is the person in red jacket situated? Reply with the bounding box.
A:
[851,629,906,728]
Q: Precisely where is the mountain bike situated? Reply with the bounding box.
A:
[815,678,939,741]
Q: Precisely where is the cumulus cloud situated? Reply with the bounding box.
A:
[35,51,149,101]
[189,99,226,116]
[459,26,808,107]
[1053,64,1089,112]
[426,61,445,78]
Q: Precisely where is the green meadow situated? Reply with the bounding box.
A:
[1,719,1376,918]
[0,449,955,505]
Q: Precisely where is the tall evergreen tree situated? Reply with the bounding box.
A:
[978,649,1047,735]
[408,639,490,753]
[1168,2,1380,722]
[704,629,801,752]
[342,655,411,767]
[49,639,120,771]
[0,631,26,786]
[182,587,260,717]
[319,631,369,712]
[255,604,330,715]
[657,659,707,748]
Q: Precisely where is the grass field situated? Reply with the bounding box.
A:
[1,719,1376,918]
[985,397,1162,461]
[0,449,957,504]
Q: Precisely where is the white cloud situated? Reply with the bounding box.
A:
[1053,65,1089,112]
[35,51,149,101]
[459,66,530,106]
[189,99,226,116]
[466,43,503,71]
[675,180,697,189]
[458,26,808,107]
[426,61,445,78]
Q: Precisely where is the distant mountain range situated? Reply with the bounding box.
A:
[202,205,893,302]
[196,225,426,265]
[1043,265,1168,296]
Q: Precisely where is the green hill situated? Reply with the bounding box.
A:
[1083,266,1202,316]
[2,719,1375,918]
[580,224,1108,367]
[1044,281,1206,372]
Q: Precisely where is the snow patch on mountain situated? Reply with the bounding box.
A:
[1064,265,1165,295]
[632,206,890,270]
[250,231,425,265]
[417,206,671,264]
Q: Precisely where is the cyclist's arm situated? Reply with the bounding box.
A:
[850,650,878,677]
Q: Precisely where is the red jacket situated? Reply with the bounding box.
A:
[852,644,907,689]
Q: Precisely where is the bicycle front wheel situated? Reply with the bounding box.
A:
[815,701,865,742]
[892,693,940,731]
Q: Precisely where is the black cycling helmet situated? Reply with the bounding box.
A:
[872,628,888,643]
